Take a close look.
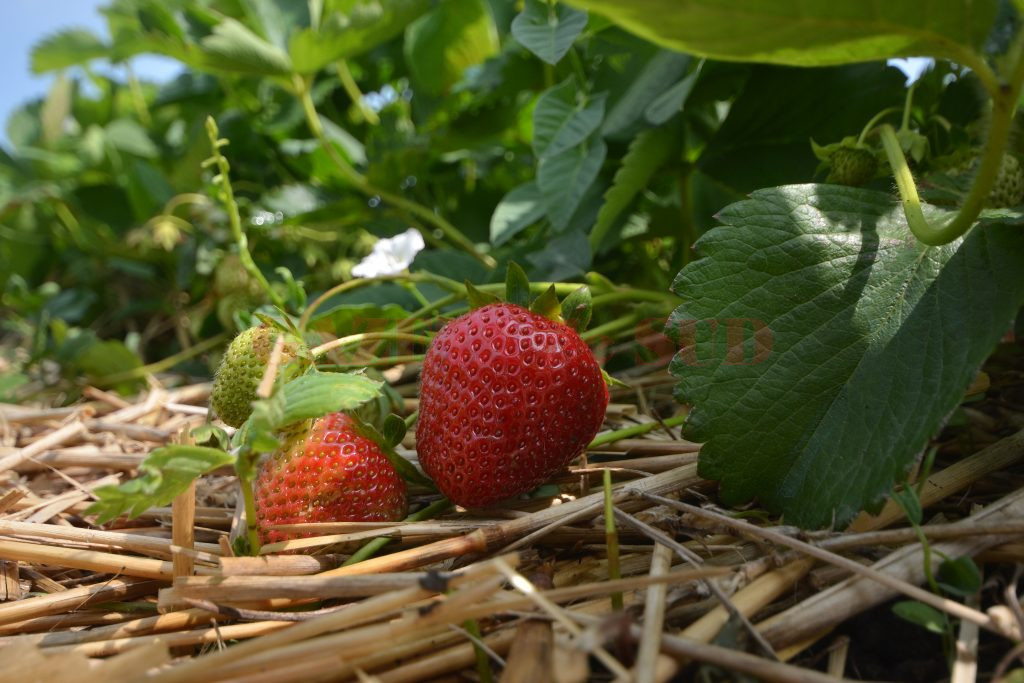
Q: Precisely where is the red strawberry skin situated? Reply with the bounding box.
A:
[255,412,407,545]
[416,303,608,507]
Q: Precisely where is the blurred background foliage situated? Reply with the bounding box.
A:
[0,0,987,403]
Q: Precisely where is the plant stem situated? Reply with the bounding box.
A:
[464,618,494,683]
[341,498,452,566]
[589,414,687,448]
[298,272,463,332]
[900,82,917,132]
[857,107,901,145]
[603,468,624,610]
[319,354,426,371]
[404,409,419,429]
[310,332,433,358]
[581,311,644,343]
[239,474,261,555]
[877,43,1024,247]
[292,76,495,268]
[204,117,286,309]
[334,60,380,125]
[98,332,229,385]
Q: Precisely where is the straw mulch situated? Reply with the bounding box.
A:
[1,342,1024,682]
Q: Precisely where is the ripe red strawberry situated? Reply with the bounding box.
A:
[254,411,407,545]
[416,302,608,507]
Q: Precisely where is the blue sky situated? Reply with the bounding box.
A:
[2,0,180,141]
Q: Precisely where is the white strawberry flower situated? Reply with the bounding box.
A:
[351,228,425,278]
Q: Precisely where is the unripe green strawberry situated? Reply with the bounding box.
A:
[254,411,407,545]
[210,326,303,428]
[985,153,1024,208]
[826,147,878,187]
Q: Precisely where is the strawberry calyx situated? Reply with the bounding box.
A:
[348,412,437,490]
[464,262,593,333]
[811,136,882,187]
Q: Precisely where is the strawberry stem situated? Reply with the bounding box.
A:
[239,474,261,556]
[341,498,452,567]
[463,618,494,683]
[589,414,687,449]
[603,468,624,611]
[310,332,433,359]
[203,117,286,311]
[877,41,1024,246]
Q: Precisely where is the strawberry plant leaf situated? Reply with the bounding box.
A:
[199,18,293,76]
[505,262,532,308]
[289,0,430,74]
[564,0,997,67]
[533,80,607,160]
[530,284,562,320]
[511,0,588,65]
[280,372,383,426]
[490,182,546,246]
[86,446,235,523]
[30,28,109,73]
[560,286,592,331]
[668,184,1024,528]
[590,126,676,250]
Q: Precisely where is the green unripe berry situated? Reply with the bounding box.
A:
[211,326,303,428]
[826,147,878,187]
[985,154,1024,208]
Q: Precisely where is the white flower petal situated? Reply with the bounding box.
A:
[351,228,425,278]
[886,57,934,86]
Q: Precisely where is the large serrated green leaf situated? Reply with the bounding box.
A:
[590,126,676,250]
[30,28,109,74]
[281,372,383,425]
[86,446,235,523]
[290,0,430,74]
[511,0,588,65]
[200,18,292,76]
[668,184,1024,528]
[565,0,997,67]
[533,80,607,160]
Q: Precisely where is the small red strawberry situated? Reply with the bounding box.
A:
[254,411,407,545]
[416,302,608,508]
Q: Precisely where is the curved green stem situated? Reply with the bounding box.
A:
[311,331,432,358]
[293,76,495,269]
[97,332,230,386]
[857,107,902,145]
[298,272,464,332]
[878,40,1024,247]
[335,60,380,125]
[591,288,680,307]
[341,498,452,566]
[204,118,286,310]
[588,414,687,448]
